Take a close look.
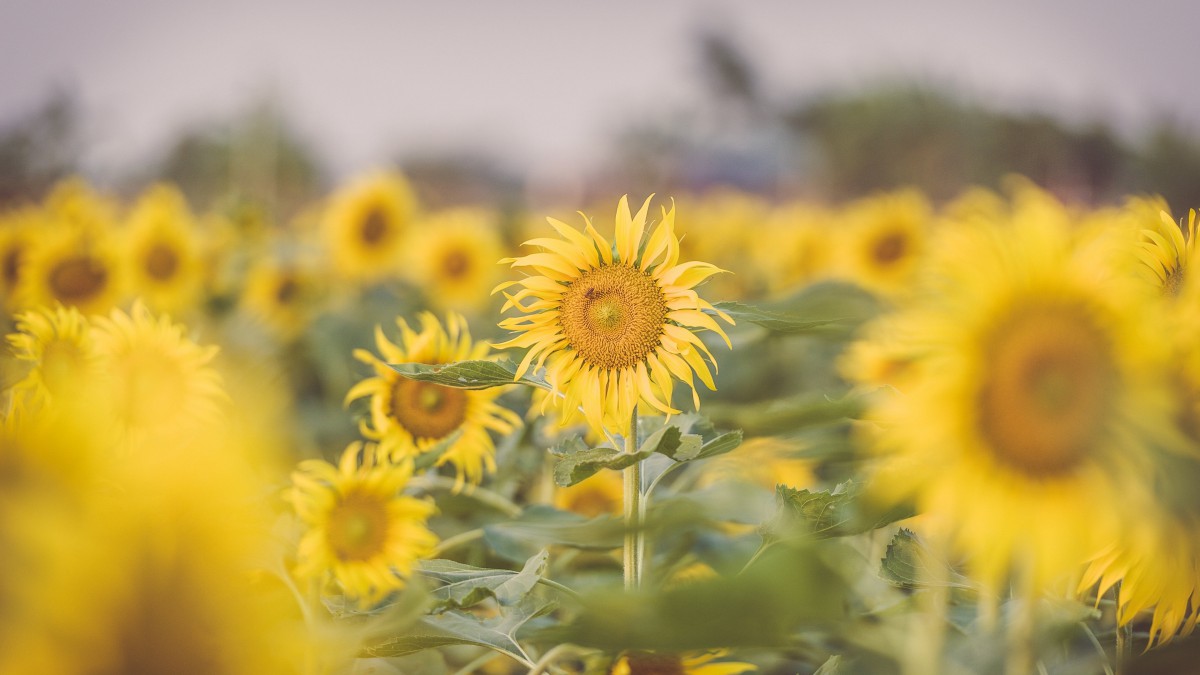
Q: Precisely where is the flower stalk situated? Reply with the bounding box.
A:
[623,407,643,590]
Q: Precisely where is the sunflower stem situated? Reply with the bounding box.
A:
[1006,559,1037,675]
[1115,613,1132,675]
[623,408,643,591]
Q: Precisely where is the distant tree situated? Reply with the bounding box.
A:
[0,91,80,207]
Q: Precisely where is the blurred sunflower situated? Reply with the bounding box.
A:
[555,469,624,518]
[679,191,768,300]
[346,312,521,488]
[838,189,931,297]
[289,442,437,606]
[859,212,1174,591]
[1133,202,1196,294]
[405,207,505,313]
[122,185,204,314]
[757,203,833,297]
[495,195,734,433]
[323,170,417,283]
[19,223,124,315]
[610,649,755,675]
[241,255,323,341]
[41,177,120,235]
[6,304,98,411]
[90,302,225,448]
[0,207,40,309]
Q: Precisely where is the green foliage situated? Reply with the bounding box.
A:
[388,359,550,391]
[879,529,977,591]
[418,550,551,610]
[762,481,913,544]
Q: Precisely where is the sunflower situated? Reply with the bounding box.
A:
[0,207,40,309]
[678,191,768,300]
[555,469,624,517]
[289,442,437,606]
[405,207,505,313]
[89,302,225,449]
[757,202,834,297]
[610,649,756,675]
[323,170,417,283]
[41,177,121,236]
[6,304,98,411]
[346,312,521,488]
[122,185,204,314]
[837,189,931,297]
[857,210,1174,592]
[495,195,734,434]
[240,254,324,341]
[1131,200,1196,294]
[18,221,124,315]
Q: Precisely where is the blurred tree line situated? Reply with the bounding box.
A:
[1,32,1198,211]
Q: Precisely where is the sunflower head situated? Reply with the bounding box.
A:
[289,442,437,606]
[496,195,734,433]
[405,207,505,313]
[6,304,98,412]
[838,189,931,296]
[346,312,521,489]
[123,184,203,314]
[323,170,417,283]
[1132,201,1196,295]
[0,207,40,308]
[241,255,324,341]
[19,222,125,316]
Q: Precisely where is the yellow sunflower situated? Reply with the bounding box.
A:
[346,312,521,488]
[240,254,324,341]
[555,469,624,517]
[610,649,756,675]
[1132,201,1196,294]
[757,202,834,297]
[18,221,124,315]
[89,302,225,450]
[289,442,437,606]
[405,207,505,313]
[323,170,417,283]
[858,211,1174,592]
[6,304,98,411]
[837,189,931,297]
[122,184,204,314]
[0,207,40,309]
[495,195,734,434]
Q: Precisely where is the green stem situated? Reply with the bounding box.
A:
[1116,613,1132,675]
[431,528,485,557]
[527,643,591,675]
[453,651,500,675]
[623,408,642,591]
[1006,559,1036,675]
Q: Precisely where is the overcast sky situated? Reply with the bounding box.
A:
[3,0,1198,182]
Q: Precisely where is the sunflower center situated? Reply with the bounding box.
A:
[977,308,1114,477]
[559,264,667,370]
[872,230,908,266]
[2,245,24,286]
[1165,264,1186,295]
[442,249,471,279]
[48,255,108,303]
[275,276,299,305]
[143,243,180,281]
[360,207,389,245]
[389,378,467,440]
[326,492,389,562]
[617,651,685,675]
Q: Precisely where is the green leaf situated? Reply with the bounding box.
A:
[552,446,655,488]
[879,529,977,591]
[704,391,866,436]
[693,430,744,460]
[388,359,549,391]
[364,594,555,663]
[418,550,549,610]
[713,281,880,339]
[483,506,625,562]
[762,480,911,543]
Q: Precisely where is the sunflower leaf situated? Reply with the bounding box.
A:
[761,480,908,543]
[693,430,744,460]
[552,446,656,487]
[483,506,625,562]
[880,529,977,591]
[418,550,549,610]
[388,359,550,391]
[363,594,556,661]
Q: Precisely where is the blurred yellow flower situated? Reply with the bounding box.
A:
[837,189,931,296]
[122,185,204,314]
[406,207,505,313]
[323,170,416,283]
[555,469,624,518]
[19,222,124,315]
[496,195,733,433]
[240,254,324,341]
[859,210,1173,591]
[0,207,39,309]
[1134,203,1195,294]
[6,304,97,411]
[346,312,521,488]
[610,649,755,675]
[289,442,437,607]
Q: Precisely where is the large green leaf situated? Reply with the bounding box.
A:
[762,480,912,543]
[483,506,625,562]
[388,359,549,391]
[550,425,702,488]
[418,550,549,610]
[364,594,555,663]
[879,529,977,592]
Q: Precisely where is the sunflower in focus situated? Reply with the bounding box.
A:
[405,207,505,313]
[289,442,437,606]
[496,195,733,434]
[838,189,931,296]
[19,222,124,315]
[122,185,203,314]
[1132,201,1196,295]
[346,312,521,488]
[857,212,1174,591]
[90,302,225,449]
[610,649,755,675]
[323,170,416,283]
[6,304,98,411]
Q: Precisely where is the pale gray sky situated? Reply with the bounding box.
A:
[2,0,1197,181]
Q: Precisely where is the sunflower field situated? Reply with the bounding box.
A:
[3,168,1200,675]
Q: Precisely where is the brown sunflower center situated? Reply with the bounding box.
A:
[389,377,467,440]
[48,255,108,303]
[559,264,667,370]
[616,651,685,675]
[275,276,299,305]
[977,308,1114,477]
[326,491,389,562]
[442,249,471,280]
[872,230,908,266]
[2,244,24,287]
[360,207,390,245]
[1165,263,1186,295]
[143,243,180,281]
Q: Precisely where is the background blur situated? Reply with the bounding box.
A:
[3,0,1200,213]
